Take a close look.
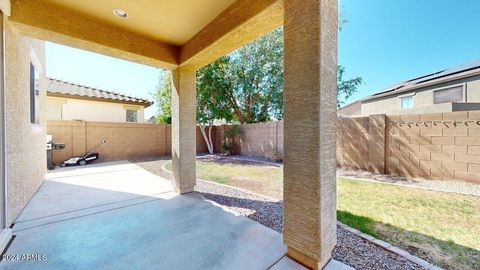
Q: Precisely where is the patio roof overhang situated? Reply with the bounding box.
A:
[7,0,282,70]
[1,1,338,269]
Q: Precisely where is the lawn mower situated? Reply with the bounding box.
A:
[60,139,107,167]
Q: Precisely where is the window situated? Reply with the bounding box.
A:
[400,95,414,109]
[29,63,40,124]
[433,85,464,104]
[126,109,138,122]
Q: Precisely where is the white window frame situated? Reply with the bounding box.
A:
[124,105,141,123]
[399,93,415,109]
[126,109,138,122]
[432,83,466,104]
[29,47,43,132]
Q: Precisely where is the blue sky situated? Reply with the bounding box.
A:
[47,0,480,118]
[339,0,480,104]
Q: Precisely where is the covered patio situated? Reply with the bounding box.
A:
[0,0,338,269]
[1,162,288,269]
[1,161,349,269]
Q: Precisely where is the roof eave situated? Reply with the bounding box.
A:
[47,92,152,107]
[362,68,480,103]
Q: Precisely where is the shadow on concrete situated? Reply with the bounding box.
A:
[1,163,286,270]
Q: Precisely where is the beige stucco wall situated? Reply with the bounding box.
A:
[361,75,480,116]
[338,101,361,116]
[47,97,145,123]
[467,78,480,101]
[5,21,46,226]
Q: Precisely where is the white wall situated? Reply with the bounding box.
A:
[47,97,145,123]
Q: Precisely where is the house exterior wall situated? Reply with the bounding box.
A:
[47,96,146,123]
[5,22,46,226]
[361,75,480,116]
[338,101,361,116]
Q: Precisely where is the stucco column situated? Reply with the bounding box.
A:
[171,66,196,194]
[283,0,337,269]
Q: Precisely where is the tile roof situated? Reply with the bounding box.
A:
[46,78,153,107]
[363,60,480,102]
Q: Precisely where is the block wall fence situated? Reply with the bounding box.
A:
[228,112,480,184]
[48,111,480,183]
[47,120,209,164]
[337,111,480,184]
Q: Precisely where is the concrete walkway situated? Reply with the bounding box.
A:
[0,161,291,270]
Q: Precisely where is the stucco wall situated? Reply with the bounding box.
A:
[47,96,146,123]
[338,101,361,116]
[5,22,46,226]
[361,75,480,116]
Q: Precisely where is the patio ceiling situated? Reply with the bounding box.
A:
[43,0,237,46]
[7,0,283,69]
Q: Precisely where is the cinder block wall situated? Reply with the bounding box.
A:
[336,115,385,173]
[212,122,283,160]
[238,122,282,159]
[48,112,480,184]
[387,111,480,183]
[47,120,208,164]
[222,112,480,183]
[336,117,369,170]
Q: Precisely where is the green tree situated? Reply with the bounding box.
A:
[154,70,172,124]
[194,29,284,152]
[226,28,284,123]
[195,28,362,121]
[337,65,363,108]
[154,26,362,149]
[196,57,233,153]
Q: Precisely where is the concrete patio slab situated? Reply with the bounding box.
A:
[0,161,288,270]
[270,256,354,270]
[270,256,309,270]
[15,161,174,224]
[324,259,355,270]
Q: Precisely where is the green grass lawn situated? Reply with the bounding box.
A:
[337,179,479,270]
[166,160,480,269]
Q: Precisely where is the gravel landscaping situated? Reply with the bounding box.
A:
[196,179,423,270]
[337,167,480,196]
[133,158,424,270]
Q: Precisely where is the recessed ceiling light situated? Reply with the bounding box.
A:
[113,9,128,19]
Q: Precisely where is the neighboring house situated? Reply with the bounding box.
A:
[46,78,153,123]
[339,60,480,116]
[337,100,361,116]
